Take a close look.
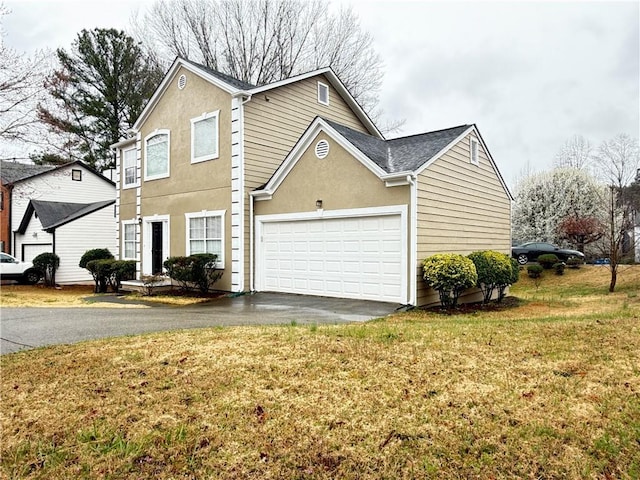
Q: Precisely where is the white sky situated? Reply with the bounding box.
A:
[3,0,639,188]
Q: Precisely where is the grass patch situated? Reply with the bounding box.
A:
[1,267,639,478]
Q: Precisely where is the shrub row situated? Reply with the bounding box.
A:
[422,251,519,308]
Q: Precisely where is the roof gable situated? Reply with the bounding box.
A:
[253,117,512,200]
[3,160,114,187]
[18,199,115,233]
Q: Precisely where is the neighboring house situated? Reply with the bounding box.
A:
[112,57,512,306]
[1,161,55,253]
[5,161,116,283]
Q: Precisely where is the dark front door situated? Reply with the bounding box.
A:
[151,222,163,275]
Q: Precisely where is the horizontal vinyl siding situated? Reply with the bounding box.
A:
[243,74,371,290]
[54,207,118,283]
[416,133,511,306]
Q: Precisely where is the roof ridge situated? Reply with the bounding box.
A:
[386,124,472,143]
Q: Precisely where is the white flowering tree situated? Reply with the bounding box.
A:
[512,167,605,246]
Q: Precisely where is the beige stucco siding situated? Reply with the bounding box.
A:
[416,132,511,306]
[135,66,235,290]
[254,133,410,300]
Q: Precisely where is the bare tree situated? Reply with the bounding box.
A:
[0,5,50,150]
[592,134,640,292]
[131,0,384,114]
[553,134,593,171]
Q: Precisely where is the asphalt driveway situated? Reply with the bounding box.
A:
[0,292,398,354]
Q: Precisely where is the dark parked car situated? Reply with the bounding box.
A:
[511,242,585,265]
[0,252,42,284]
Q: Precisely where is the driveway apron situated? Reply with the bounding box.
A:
[0,292,398,354]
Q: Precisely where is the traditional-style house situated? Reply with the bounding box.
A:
[112,58,511,306]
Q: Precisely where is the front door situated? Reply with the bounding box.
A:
[151,222,164,275]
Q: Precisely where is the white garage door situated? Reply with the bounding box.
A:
[258,213,405,303]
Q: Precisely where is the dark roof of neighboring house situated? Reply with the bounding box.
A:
[1,160,115,187]
[181,57,256,91]
[17,199,115,233]
[323,118,471,173]
[0,161,56,185]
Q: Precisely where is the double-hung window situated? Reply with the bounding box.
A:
[123,147,137,187]
[185,210,225,267]
[191,111,219,163]
[145,130,170,180]
[122,222,137,260]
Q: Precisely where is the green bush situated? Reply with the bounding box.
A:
[527,264,543,278]
[468,250,515,304]
[164,254,223,293]
[111,260,136,292]
[86,259,113,293]
[32,252,59,287]
[79,248,113,269]
[566,257,583,269]
[537,253,559,269]
[422,253,477,308]
[553,262,566,275]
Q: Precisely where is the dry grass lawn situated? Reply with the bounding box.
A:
[1,265,639,479]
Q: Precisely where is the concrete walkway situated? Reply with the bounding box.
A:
[0,292,399,354]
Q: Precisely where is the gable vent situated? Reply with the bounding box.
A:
[315,140,329,159]
[178,74,187,90]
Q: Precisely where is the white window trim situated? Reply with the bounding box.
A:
[470,138,479,166]
[122,146,138,189]
[191,110,220,164]
[185,209,226,268]
[317,81,329,106]
[121,220,138,260]
[144,129,170,181]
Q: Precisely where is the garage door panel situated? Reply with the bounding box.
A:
[259,213,404,303]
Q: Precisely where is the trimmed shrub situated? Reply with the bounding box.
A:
[86,259,114,293]
[79,248,113,269]
[553,262,566,275]
[111,260,136,292]
[537,253,559,269]
[163,254,223,293]
[468,250,515,304]
[497,257,520,303]
[422,253,477,308]
[527,264,543,278]
[32,252,59,287]
[566,257,583,269]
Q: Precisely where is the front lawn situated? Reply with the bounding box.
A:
[1,266,639,478]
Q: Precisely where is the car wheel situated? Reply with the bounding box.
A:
[22,269,42,285]
[517,253,528,265]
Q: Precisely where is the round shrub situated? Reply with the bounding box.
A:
[79,248,113,269]
[422,253,477,308]
[527,264,543,278]
[32,252,60,286]
[553,262,566,275]
[468,250,514,303]
[537,253,559,269]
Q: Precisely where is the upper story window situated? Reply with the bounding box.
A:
[72,169,82,181]
[470,138,479,166]
[191,111,219,163]
[123,147,137,188]
[145,130,170,180]
[317,81,329,106]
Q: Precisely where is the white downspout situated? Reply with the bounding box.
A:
[407,174,417,306]
[249,193,255,292]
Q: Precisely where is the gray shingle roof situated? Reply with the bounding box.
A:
[18,199,115,233]
[181,58,256,91]
[323,119,471,173]
[0,161,56,185]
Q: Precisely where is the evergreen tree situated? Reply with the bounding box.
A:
[38,28,163,170]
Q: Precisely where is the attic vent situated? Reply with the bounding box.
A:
[178,74,187,90]
[315,140,329,159]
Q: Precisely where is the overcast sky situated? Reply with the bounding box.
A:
[3,0,639,188]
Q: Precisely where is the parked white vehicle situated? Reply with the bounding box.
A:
[0,253,42,284]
